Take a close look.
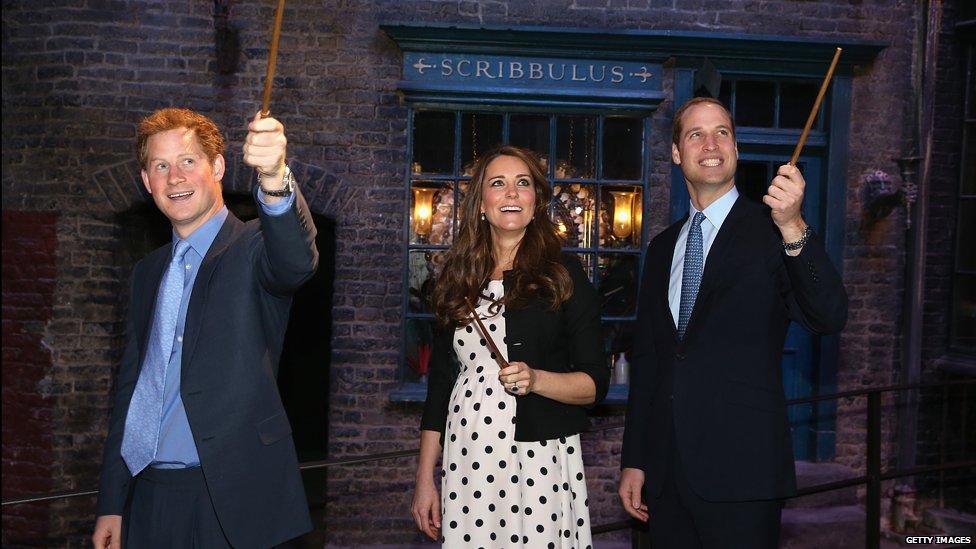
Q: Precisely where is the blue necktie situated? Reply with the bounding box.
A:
[121,240,191,475]
[677,212,705,339]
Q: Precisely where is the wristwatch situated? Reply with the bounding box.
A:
[259,165,294,197]
[783,225,813,252]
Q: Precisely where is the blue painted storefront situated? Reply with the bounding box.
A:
[385,23,884,461]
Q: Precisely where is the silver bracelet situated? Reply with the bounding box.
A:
[259,165,294,197]
[783,226,813,252]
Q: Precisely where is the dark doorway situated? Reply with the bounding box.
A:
[115,195,334,460]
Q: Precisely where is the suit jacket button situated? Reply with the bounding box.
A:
[675,353,686,361]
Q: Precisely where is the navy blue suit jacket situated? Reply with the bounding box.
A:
[621,197,847,502]
[97,188,318,548]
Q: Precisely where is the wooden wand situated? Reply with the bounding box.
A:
[260,0,286,118]
[790,47,842,165]
[464,298,510,369]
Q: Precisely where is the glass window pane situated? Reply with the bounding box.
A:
[598,254,639,317]
[461,113,503,176]
[509,114,549,158]
[602,117,642,180]
[412,111,455,175]
[962,122,975,195]
[780,82,820,129]
[736,161,770,204]
[950,273,976,352]
[410,181,455,245]
[405,318,438,382]
[718,80,733,114]
[408,250,446,314]
[600,186,642,249]
[576,253,595,283]
[968,48,975,119]
[456,180,470,230]
[603,320,635,384]
[551,183,596,248]
[556,115,597,179]
[734,81,775,127]
[957,199,976,272]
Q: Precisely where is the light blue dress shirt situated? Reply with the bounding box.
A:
[151,190,295,468]
[667,186,739,329]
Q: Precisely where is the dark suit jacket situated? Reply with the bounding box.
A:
[422,255,610,442]
[97,188,318,548]
[621,196,847,502]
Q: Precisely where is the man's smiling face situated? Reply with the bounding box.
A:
[672,102,739,191]
[141,127,225,239]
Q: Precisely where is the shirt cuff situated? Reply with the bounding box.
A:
[256,187,296,216]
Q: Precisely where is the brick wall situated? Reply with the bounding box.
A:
[2,0,963,545]
[2,211,58,545]
[915,0,976,513]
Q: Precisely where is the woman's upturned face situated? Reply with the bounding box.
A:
[480,155,537,238]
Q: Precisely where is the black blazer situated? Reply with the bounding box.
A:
[421,256,609,442]
[621,197,847,502]
[96,188,318,548]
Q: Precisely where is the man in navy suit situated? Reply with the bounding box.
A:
[92,108,318,548]
[619,97,847,548]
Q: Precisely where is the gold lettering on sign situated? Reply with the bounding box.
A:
[456,59,472,77]
[441,59,453,77]
[529,63,543,79]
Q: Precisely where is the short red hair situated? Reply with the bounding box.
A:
[137,108,225,168]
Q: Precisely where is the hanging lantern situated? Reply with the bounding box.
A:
[610,190,635,240]
[413,187,436,241]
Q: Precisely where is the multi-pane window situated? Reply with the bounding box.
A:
[402,110,647,395]
[718,79,823,130]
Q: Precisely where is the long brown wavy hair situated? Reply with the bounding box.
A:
[431,145,573,327]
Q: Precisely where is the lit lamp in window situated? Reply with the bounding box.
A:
[412,187,435,243]
[610,190,635,241]
[631,190,642,242]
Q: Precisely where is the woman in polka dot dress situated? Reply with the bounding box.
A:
[412,145,608,548]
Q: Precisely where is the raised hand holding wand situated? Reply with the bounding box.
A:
[764,47,842,252]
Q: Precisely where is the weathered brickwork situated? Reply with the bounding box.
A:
[2,211,58,545]
[2,0,970,546]
[914,0,976,515]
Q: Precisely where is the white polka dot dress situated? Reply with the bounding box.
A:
[441,280,593,548]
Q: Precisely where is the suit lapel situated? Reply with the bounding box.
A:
[682,196,748,339]
[180,213,244,376]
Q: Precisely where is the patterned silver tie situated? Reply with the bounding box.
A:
[121,240,191,475]
[677,212,705,339]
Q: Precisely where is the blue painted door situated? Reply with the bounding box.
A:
[735,152,823,460]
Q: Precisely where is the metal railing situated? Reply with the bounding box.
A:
[3,379,974,549]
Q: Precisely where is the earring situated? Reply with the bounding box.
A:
[480,212,486,221]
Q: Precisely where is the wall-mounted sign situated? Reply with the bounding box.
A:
[404,53,661,89]
[396,52,665,112]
